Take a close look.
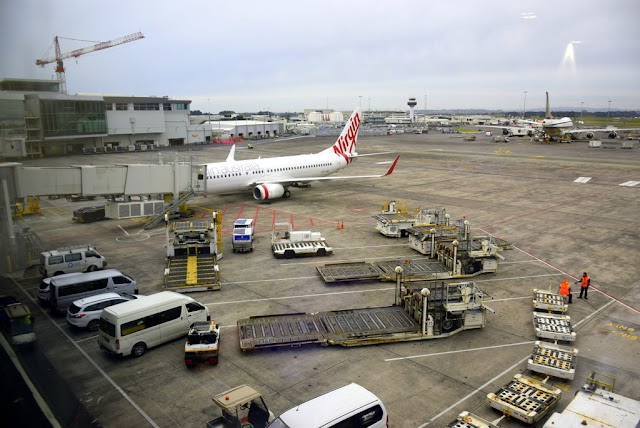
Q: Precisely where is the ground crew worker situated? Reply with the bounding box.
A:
[576,272,591,299]
[559,279,572,304]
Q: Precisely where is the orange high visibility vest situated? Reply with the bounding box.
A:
[559,281,570,295]
[581,275,590,288]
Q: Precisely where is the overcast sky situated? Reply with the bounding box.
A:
[1,0,639,113]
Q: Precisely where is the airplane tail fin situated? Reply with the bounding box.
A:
[226,144,236,162]
[321,108,362,163]
[545,92,552,119]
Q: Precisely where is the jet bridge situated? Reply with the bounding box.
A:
[3,162,207,220]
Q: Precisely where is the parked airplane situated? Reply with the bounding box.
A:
[481,92,636,140]
[542,92,635,140]
[203,108,399,200]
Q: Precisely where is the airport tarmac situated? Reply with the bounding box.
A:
[4,131,640,428]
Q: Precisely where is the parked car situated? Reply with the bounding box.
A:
[66,292,143,331]
[0,296,36,345]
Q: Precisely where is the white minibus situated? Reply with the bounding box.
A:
[49,269,137,313]
[98,291,209,357]
[267,383,388,428]
[39,245,107,277]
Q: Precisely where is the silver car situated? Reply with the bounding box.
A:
[66,292,143,331]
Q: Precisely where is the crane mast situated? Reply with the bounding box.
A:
[36,32,145,94]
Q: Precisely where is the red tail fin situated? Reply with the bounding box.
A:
[322,108,361,163]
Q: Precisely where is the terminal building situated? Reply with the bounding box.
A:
[0,78,286,159]
[0,78,195,158]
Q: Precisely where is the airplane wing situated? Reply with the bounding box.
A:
[477,125,536,136]
[347,151,395,158]
[255,155,399,185]
[563,127,640,135]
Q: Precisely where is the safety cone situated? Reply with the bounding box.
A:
[337,220,344,230]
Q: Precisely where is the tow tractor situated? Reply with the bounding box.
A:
[271,222,332,259]
[184,320,220,367]
[206,385,274,428]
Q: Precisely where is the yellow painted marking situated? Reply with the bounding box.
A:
[186,256,198,285]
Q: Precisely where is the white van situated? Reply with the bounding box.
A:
[49,269,137,313]
[98,291,210,357]
[267,383,388,428]
[38,272,84,306]
[39,244,107,277]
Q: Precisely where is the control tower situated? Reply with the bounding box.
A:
[407,98,417,123]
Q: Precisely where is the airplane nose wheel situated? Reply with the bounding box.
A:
[284,190,291,198]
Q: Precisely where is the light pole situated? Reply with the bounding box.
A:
[607,100,612,125]
[207,98,211,142]
[358,96,362,108]
[368,98,371,111]
[522,91,528,119]
[581,101,584,122]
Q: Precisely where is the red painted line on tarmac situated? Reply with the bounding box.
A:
[513,243,640,314]
[253,206,260,226]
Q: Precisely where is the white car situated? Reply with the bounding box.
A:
[66,292,143,331]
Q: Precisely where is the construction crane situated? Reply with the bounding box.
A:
[35,32,145,94]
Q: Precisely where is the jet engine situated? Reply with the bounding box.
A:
[609,131,617,139]
[253,183,286,200]
[586,132,594,139]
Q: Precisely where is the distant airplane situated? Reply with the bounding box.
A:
[204,108,399,200]
[541,92,635,140]
[478,118,541,138]
[481,92,636,140]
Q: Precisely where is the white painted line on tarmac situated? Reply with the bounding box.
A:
[385,341,534,362]
[11,279,160,428]
[232,276,319,284]
[76,335,99,343]
[490,296,531,302]
[418,352,531,427]
[205,287,395,306]
[0,334,62,428]
[471,273,563,283]
[620,180,640,187]
[286,254,424,266]
[574,176,592,183]
[117,225,129,235]
[332,244,408,250]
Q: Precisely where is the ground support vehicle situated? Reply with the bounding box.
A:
[320,217,506,283]
[317,233,503,282]
[237,280,492,351]
[231,218,254,253]
[271,222,332,259]
[486,374,562,424]
[0,296,36,345]
[543,372,640,427]
[164,212,222,292]
[372,200,421,237]
[533,312,576,342]
[446,411,501,428]
[39,244,107,277]
[532,289,567,313]
[184,320,220,367]
[72,205,106,223]
[206,385,274,428]
[527,341,578,380]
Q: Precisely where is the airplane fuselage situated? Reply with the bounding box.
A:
[542,117,574,136]
[204,152,347,194]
